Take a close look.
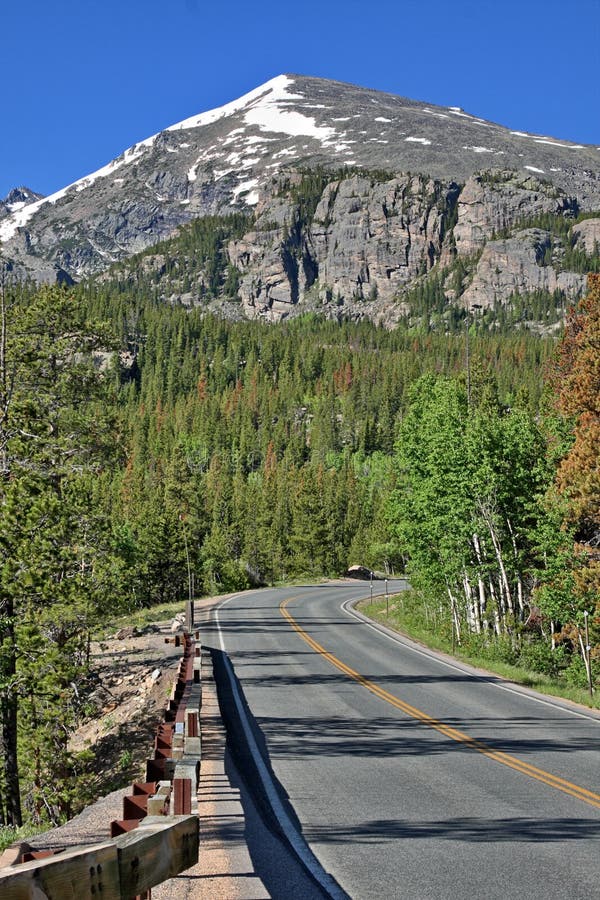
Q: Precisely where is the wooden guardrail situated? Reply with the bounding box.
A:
[0,814,198,900]
[0,610,202,899]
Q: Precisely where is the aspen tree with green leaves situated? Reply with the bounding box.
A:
[388,372,548,642]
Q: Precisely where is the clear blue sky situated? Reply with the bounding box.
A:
[1,0,598,199]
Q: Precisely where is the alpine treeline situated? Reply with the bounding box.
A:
[0,257,598,832]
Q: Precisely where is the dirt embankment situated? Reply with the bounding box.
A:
[70,620,185,800]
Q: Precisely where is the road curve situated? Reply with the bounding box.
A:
[205,582,600,900]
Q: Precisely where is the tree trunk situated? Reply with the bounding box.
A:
[463,570,480,633]
[483,512,514,619]
[488,576,503,635]
[472,533,489,632]
[0,605,22,826]
[506,519,525,615]
[447,586,462,645]
[578,629,592,686]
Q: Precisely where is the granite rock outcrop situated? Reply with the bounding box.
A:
[228,173,460,319]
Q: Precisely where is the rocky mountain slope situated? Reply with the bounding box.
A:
[1,74,599,321]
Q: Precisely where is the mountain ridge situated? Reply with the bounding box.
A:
[1,74,599,323]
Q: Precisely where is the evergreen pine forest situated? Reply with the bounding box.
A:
[1,213,599,836]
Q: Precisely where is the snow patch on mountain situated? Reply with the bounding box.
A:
[243,97,336,142]
[535,138,584,149]
[232,178,259,204]
[0,139,155,242]
[463,146,504,155]
[422,108,450,119]
[167,75,300,132]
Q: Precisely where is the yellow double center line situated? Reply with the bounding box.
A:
[280,597,600,810]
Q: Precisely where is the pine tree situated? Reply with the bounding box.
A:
[540,274,600,661]
[0,281,117,826]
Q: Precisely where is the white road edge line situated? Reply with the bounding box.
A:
[341,596,600,724]
[213,593,347,900]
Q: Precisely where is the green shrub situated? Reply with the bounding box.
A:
[464,632,520,666]
[517,639,568,677]
[563,653,598,689]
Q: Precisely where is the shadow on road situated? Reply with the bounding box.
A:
[302,816,600,843]
[250,712,599,760]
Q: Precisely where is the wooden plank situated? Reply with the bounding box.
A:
[114,815,198,897]
[146,780,172,815]
[0,842,120,900]
[188,685,202,710]
[147,796,169,816]
[1,816,199,900]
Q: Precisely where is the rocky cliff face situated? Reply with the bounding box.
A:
[1,74,599,322]
[572,218,600,254]
[228,172,460,320]
[460,229,586,310]
[452,172,578,255]
[225,168,598,322]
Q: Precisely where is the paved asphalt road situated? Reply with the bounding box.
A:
[206,582,600,900]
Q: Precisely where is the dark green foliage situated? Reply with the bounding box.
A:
[283,168,338,230]
[0,282,120,827]
[494,290,566,327]
[492,209,600,275]
[387,370,552,641]
[75,269,558,613]
[279,165,395,231]
[100,213,250,304]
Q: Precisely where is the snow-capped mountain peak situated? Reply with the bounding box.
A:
[1,74,599,283]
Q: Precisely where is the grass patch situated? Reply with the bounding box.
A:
[94,599,190,638]
[359,591,600,710]
[94,579,329,638]
[0,823,49,853]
